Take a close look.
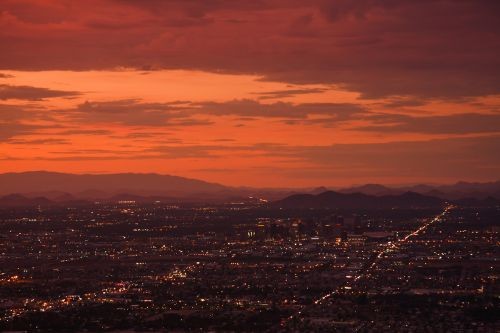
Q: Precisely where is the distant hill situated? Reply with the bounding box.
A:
[0,171,305,205]
[339,181,500,200]
[339,184,396,196]
[0,171,230,198]
[309,186,331,195]
[0,194,53,207]
[273,191,445,209]
[0,171,498,205]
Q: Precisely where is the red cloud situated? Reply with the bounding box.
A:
[0,0,499,98]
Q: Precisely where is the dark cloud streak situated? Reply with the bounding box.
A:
[1,1,499,98]
[0,84,80,101]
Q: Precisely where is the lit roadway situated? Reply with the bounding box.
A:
[1,205,454,327]
[275,204,454,330]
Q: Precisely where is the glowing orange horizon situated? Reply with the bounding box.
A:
[1,1,499,187]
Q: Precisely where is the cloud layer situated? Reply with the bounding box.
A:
[1,0,499,98]
[1,1,499,186]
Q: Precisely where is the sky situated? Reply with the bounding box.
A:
[1,0,499,187]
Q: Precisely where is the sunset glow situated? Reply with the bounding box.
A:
[1,0,499,186]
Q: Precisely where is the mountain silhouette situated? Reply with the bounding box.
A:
[0,194,53,207]
[274,190,444,209]
[0,171,229,197]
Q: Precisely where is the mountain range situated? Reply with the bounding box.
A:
[0,171,294,205]
[338,182,500,200]
[273,191,447,209]
[0,171,499,207]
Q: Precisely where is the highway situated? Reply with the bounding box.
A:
[277,204,454,329]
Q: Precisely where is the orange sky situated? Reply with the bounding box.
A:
[1,1,499,187]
